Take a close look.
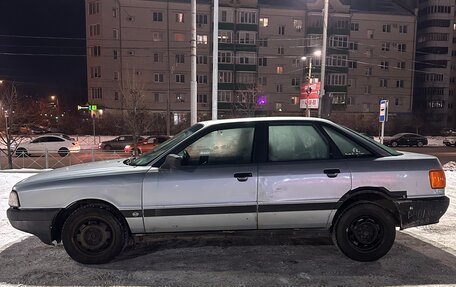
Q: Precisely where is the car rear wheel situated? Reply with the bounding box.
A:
[391,141,398,147]
[15,148,28,157]
[332,203,396,262]
[58,147,69,157]
[61,204,128,264]
[103,145,112,151]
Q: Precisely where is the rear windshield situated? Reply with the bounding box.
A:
[344,127,402,156]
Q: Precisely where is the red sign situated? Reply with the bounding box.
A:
[299,82,321,109]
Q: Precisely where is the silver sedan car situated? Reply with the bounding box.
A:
[7,117,449,264]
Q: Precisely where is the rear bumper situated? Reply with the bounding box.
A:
[396,196,450,229]
[7,208,61,244]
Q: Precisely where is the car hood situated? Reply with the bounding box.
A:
[14,159,152,190]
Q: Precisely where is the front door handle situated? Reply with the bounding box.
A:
[324,169,340,178]
[234,172,253,182]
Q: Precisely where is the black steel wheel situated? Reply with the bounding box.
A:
[333,203,396,262]
[417,142,424,147]
[62,204,128,264]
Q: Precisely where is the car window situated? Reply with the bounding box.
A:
[322,126,373,158]
[47,136,65,142]
[31,138,42,143]
[118,136,125,141]
[268,125,330,161]
[179,127,254,166]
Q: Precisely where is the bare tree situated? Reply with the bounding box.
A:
[0,82,32,168]
[120,68,152,156]
[230,85,262,118]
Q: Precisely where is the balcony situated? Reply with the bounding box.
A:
[236,23,258,31]
[307,27,323,34]
[236,44,257,52]
[218,63,235,70]
[219,43,235,50]
[218,83,235,90]
[326,85,348,93]
[219,22,235,30]
[326,66,348,73]
[235,64,257,72]
[329,27,350,35]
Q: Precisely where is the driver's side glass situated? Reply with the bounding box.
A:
[179,127,254,166]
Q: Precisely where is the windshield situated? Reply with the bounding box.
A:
[129,124,204,166]
[344,127,402,156]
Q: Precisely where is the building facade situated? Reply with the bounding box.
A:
[86,0,418,133]
[415,0,456,133]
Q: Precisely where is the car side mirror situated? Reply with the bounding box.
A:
[161,154,182,169]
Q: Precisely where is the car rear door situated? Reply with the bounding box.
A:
[257,122,352,229]
[142,123,259,233]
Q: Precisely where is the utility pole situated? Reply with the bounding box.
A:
[318,0,329,118]
[190,0,197,125]
[212,0,219,120]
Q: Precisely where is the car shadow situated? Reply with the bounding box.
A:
[0,232,455,286]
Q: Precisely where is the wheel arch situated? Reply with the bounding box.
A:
[51,198,131,243]
[331,187,402,231]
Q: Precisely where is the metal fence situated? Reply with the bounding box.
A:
[0,149,131,170]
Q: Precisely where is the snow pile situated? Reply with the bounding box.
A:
[443,161,456,171]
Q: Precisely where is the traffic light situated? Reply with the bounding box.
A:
[88,104,97,111]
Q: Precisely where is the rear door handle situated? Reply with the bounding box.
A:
[234,172,253,182]
[324,169,340,178]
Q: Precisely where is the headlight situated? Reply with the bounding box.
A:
[8,191,20,207]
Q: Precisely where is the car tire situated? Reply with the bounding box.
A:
[417,142,424,147]
[61,204,128,264]
[58,148,70,157]
[103,145,112,151]
[15,148,28,157]
[391,142,398,147]
[332,203,396,262]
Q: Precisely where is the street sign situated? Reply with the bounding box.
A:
[379,100,389,122]
[299,82,321,109]
[77,105,89,110]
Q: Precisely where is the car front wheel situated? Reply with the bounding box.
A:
[417,142,424,147]
[391,141,398,147]
[61,204,128,264]
[332,203,396,262]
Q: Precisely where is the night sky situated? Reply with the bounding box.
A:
[0,0,87,110]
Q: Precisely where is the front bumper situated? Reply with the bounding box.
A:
[7,208,61,244]
[396,196,450,229]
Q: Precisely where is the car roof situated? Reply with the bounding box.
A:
[199,117,332,127]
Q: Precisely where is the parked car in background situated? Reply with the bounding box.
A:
[440,128,456,136]
[7,117,449,264]
[443,136,456,147]
[15,134,80,157]
[98,135,144,151]
[383,133,428,147]
[19,125,48,135]
[124,135,170,155]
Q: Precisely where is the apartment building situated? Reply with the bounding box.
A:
[415,0,456,133]
[86,0,417,132]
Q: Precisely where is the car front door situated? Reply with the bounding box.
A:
[142,124,258,233]
[257,123,352,229]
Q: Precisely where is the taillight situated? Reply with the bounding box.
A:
[429,170,446,189]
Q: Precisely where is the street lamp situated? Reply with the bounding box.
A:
[301,50,321,117]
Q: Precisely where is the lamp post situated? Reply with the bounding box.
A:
[300,50,321,117]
